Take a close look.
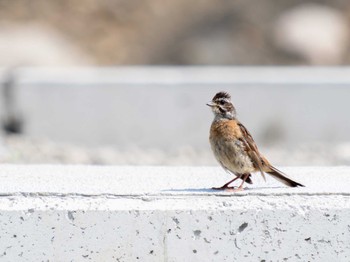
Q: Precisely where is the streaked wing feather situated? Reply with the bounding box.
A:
[238,122,266,181]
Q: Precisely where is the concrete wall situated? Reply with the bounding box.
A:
[0,165,349,261]
[1,67,350,149]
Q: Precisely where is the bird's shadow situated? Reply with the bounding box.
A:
[162,186,286,194]
[163,188,214,193]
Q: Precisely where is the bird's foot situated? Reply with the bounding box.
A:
[226,186,244,192]
[211,186,235,191]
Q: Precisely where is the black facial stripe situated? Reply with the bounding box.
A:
[218,106,225,113]
[216,98,229,104]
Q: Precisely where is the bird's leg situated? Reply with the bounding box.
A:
[228,173,250,192]
[212,175,241,190]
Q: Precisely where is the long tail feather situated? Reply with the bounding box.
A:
[266,166,304,187]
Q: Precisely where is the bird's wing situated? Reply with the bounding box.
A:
[237,122,266,181]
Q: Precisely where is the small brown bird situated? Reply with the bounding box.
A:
[207,91,304,191]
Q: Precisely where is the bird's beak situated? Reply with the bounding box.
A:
[206,101,216,107]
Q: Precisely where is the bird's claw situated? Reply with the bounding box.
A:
[211,186,235,191]
[225,187,244,192]
[212,186,245,192]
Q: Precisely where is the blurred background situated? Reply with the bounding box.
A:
[0,0,350,166]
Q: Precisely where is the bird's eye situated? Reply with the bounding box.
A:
[219,100,225,105]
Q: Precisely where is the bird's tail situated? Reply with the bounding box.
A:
[266,166,304,187]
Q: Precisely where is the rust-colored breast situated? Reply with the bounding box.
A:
[210,119,242,140]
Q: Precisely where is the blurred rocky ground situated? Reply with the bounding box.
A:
[1,135,349,166]
[0,0,350,66]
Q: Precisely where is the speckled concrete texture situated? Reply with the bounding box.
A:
[0,165,349,261]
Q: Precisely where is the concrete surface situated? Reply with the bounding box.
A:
[0,165,349,261]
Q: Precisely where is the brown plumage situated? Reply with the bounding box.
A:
[207,91,304,191]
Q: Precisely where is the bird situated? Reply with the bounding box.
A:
[207,91,304,192]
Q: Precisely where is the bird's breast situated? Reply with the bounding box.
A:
[209,120,254,174]
[209,119,241,140]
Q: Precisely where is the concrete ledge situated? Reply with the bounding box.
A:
[0,165,349,261]
[2,67,350,149]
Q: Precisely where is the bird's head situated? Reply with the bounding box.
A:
[206,91,236,119]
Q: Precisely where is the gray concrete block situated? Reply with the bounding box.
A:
[0,165,349,261]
